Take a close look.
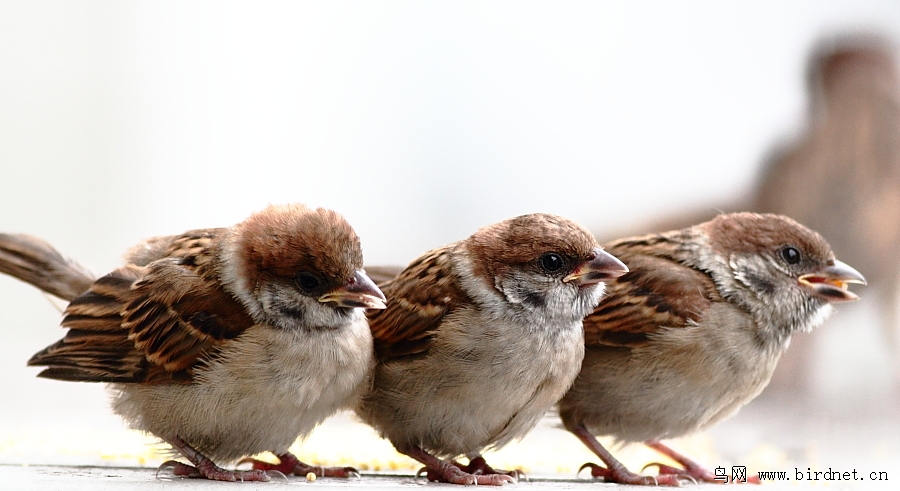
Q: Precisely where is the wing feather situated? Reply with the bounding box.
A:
[28,232,254,384]
[584,233,722,348]
[367,246,471,360]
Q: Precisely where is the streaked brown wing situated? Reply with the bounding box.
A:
[584,234,722,348]
[28,231,254,384]
[29,265,147,382]
[366,246,471,360]
[124,257,253,374]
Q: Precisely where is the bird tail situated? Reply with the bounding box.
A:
[0,233,95,301]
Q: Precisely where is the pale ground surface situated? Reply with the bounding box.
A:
[1,396,897,490]
[0,465,842,491]
[0,396,897,490]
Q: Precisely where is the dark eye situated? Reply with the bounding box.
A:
[295,272,321,292]
[540,252,564,273]
[781,246,801,265]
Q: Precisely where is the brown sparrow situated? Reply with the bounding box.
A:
[756,36,900,385]
[354,213,628,485]
[591,38,900,397]
[558,212,865,485]
[3,204,386,482]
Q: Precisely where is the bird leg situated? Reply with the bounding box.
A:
[644,441,761,484]
[158,436,271,482]
[402,445,517,485]
[571,425,683,486]
[240,451,359,477]
[452,455,525,480]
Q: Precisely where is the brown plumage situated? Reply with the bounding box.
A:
[757,37,900,285]
[755,37,900,382]
[356,213,628,486]
[5,204,386,482]
[558,213,865,485]
[591,37,900,395]
[32,233,255,384]
[366,247,470,360]
[582,234,721,349]
[0,233,94,301]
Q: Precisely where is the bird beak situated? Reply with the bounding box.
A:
[318,270,387,309]
[563,248,629,287]
[798,259,866,303]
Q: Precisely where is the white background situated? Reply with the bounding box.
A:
[1,0,898,474]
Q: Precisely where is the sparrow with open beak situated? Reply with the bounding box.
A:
[558,212,865,485]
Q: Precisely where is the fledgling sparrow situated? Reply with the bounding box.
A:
[756,36,900,386]
[614,37,900,395]
[558,212,865,485]
[355,213,628,485]
[3,204,386,482]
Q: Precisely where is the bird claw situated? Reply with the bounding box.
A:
[155,459,271,482]
[461,456,525,481]
[577,461,690,486]
[156,460,196,479]
[642,460,712,484]
[268,470,290,483]
[238,453,359,478]
[510,469,529,482]
[577,462,610,479]
[415,466,446,483]
[156,460,201,479]
[416,464,516,485]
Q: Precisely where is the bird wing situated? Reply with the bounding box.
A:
[583,233,722,349]
[366,245,471,360]
[28,230,255,384]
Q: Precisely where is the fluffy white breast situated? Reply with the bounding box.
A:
[364,252,585,459]
[111,315,374,463]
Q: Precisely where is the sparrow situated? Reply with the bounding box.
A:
[590,38,900,397]
[354,213,629,485]
[557,212,866,485]
[3,204,386,482]
[755,36,900,386]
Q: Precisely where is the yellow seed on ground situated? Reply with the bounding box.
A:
[306,472,316,482]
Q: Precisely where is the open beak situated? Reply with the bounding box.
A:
[798,259,866,303]
[563,247,629,287]
[318,270,387,309]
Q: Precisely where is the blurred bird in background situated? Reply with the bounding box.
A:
[755,34,900,391]
[605,34,900,396]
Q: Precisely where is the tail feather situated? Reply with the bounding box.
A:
[0,233,95,301]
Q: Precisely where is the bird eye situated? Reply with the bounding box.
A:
[781,246,801,265]
[540,252,564,273]
[295,272,321,292]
